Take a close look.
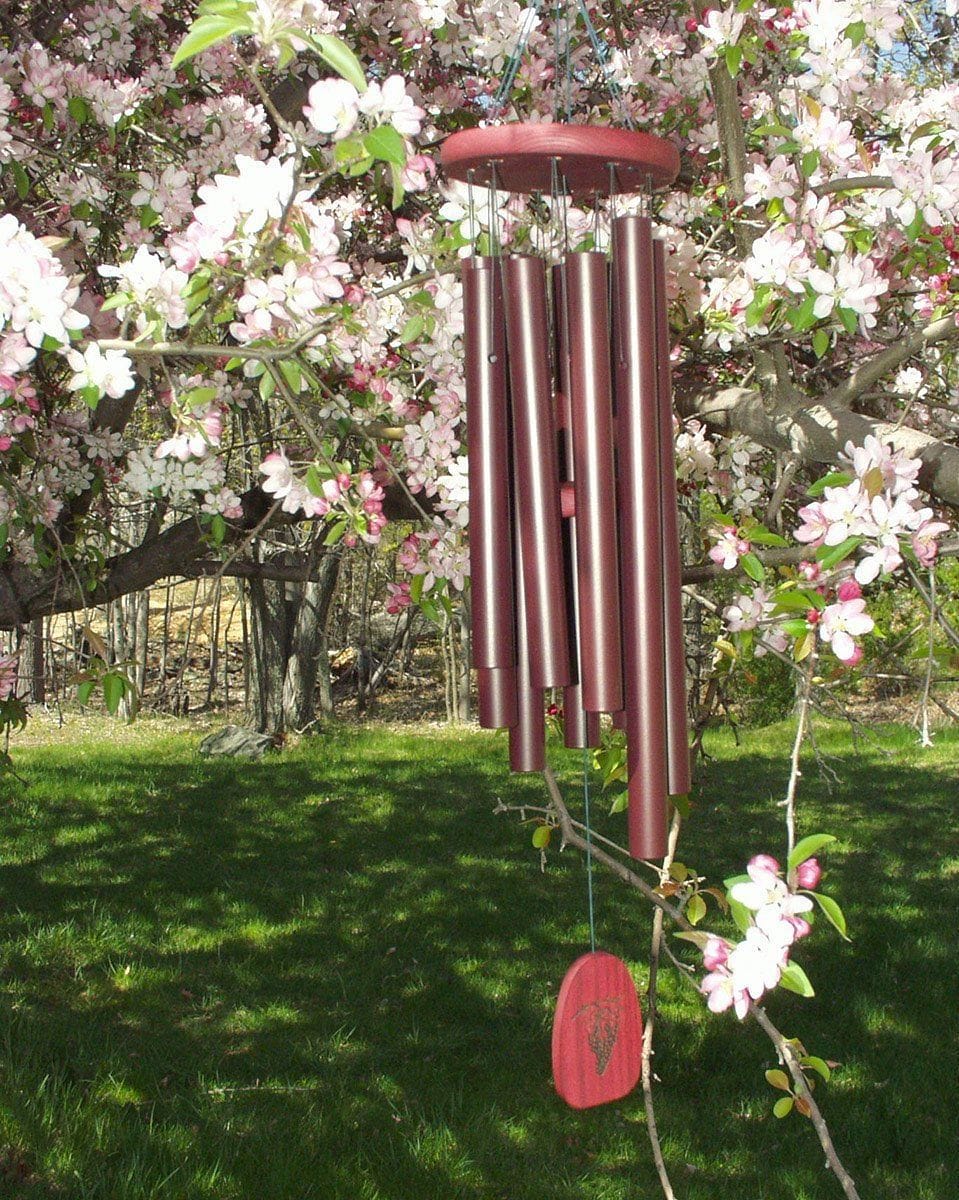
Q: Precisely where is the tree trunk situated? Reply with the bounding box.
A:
[247,545,342,733]
[248,572,289,734]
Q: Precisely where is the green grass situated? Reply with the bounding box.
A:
[0,717,956,1199]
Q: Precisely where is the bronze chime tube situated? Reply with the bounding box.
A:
[503,254,572,690]
[553,265,601,749]
[463,256,515,673]
[653,240,691,795]
[509,460,546,772]
[612,214,668,860]
[477,667,519,730]
[565,251,624,715]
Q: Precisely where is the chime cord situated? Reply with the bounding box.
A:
[582,747,597,953]
[491,0,544,117]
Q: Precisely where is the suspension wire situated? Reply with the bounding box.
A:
[491,0,544,117]
[489,159,502,259]
[467,168,477,257]
[575,0,634,130]
[583,747,597,953]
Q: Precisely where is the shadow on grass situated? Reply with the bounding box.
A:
[0,723,955,1199]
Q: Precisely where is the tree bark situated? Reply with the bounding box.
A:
[689,386,959,510]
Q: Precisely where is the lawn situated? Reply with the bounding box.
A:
[0,717,956,1199]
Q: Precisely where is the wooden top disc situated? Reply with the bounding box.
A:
[440,122,680,195]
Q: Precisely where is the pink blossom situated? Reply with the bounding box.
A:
[385,581,412,614]
[709,526,751,570]
[259,448,295,500]
[912,519,949,567]
[303,78,360,140]
[837,578,862,601]
[818,596,874,661]
[0,653,17,701]
[703,935,732,971]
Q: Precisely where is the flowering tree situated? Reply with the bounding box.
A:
[1,0,958,1190]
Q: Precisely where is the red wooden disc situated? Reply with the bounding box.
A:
[441,122,679,195]
[551,950,642,1109]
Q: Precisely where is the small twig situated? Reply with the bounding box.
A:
[917,569,937,746]
[749,1005,862,1200]
[642,809,682,1200]
[780,649,816,857]
[542,766,690,929]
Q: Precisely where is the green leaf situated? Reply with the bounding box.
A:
[740,551,765,583]
[102,672,126,716]
[812,327,830,359]
[398,314,425,345]
[801,149,820,178]
[745,527,789,548]
[608,789,628,815]
[172,14,248,68]
[779,962,815,998]
[794,629,815,661]
[209,513,227,546]
[724,43,743,76]
[781,618,810,637]
[729,895,752,936]
[773,1096,795,1118]
[531,825,551,850]
[364,124,407,167]
[801,1055,832,1082]
[181,385,219,408]
[323,518,349,545]
[11,161,30,200]
[807,470,853,497]
[837,305,859,335]
[278,359,302,392]
[77,680,96,707]
[788,834,837,871]
[773,588,825,614]
[787,292,818,333]
[815,535,861,571]
[670,791,691,819]
[673,930,712,950]
[844,18,866,44]
[809,890,849,940]
[259,370,275,401]
[305,465,324,496]
[308,34,368,91]
[686,893,707,926]
[80,386,102,410]
[765,1069,791,1092]
[390,161,405,210]
[0,524,7,550]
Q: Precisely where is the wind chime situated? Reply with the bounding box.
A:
[440,0,690,1109]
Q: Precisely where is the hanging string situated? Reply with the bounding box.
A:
[582,747,597,953]
[491,0,544,118]
[467,168,477,256]
[575,0,634,130]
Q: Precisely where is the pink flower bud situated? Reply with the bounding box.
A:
[703,936,731,970]
[748,853,780,875]
[795,857,821,889]
[837,579,862,602]
[799,560,821,582]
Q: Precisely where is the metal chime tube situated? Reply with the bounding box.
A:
[463,256,519,729]
[565,251,624,715]
[503,254,571,690]
[653,240,691,795]
[553,266,601,750]
[509,459,547,772]
[612,215,668,860]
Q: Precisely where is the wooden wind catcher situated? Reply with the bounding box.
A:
[442,124,691,861]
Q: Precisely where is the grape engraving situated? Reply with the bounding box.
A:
[573,995,622,1076]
